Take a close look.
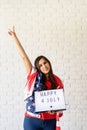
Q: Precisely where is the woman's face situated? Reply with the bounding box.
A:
[38,58,50,76]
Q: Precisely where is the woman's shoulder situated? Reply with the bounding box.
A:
[53,74,62,81]
[53,74,64,89]
[27,67,38,80]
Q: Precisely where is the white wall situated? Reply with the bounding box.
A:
[0,0,87,130]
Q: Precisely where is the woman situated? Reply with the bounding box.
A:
[8,26,64,130]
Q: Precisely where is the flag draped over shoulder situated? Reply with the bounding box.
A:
[24,67,38,101]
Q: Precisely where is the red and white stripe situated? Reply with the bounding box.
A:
[56,112,61,130]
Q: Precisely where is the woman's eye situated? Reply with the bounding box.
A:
[39,64,42,68]
[44,61,47,64]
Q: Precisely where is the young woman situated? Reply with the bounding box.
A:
[8,26,64,130]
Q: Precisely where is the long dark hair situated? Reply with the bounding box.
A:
[34,55,57,90]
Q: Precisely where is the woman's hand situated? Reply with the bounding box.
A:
[8,26,16,36]
[48,110,63,115]
[48,111,56,115]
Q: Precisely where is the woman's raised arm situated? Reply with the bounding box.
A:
[8,26,32,74]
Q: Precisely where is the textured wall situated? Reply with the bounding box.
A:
[0,0,87,130]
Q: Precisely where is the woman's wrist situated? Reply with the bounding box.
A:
[12,32,16,37]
